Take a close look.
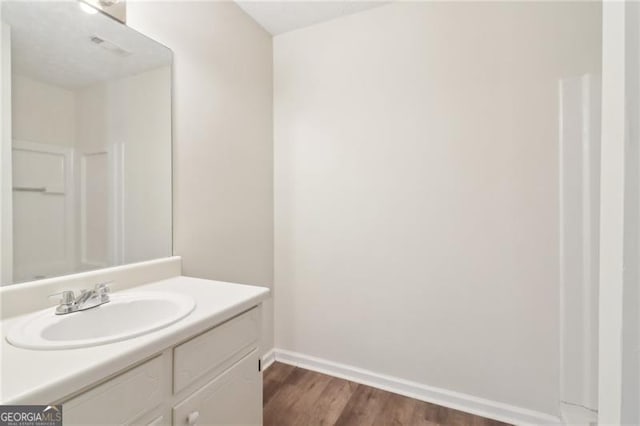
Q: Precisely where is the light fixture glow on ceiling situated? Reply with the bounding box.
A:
[78,2,98,15]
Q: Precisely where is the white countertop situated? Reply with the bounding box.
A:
[0,276,270,404]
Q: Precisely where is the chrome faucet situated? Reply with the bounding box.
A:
[51,282,111,315]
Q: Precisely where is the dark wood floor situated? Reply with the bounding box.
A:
[263,362,511,426]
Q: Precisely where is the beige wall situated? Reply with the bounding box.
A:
[12,74,75,147]
[127,2,274,352]
[75,83,107,151]
[119,67,172,265]
[274,1,601,416]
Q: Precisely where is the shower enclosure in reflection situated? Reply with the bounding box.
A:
[558,74,601,421]
[1,1,173,285]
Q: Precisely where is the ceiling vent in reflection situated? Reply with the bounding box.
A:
[90,35,131,57]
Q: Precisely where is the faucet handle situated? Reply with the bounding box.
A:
[49,290,76,305]
[95,281,112,303]
[49,290,78,314]
[94,281,112,293]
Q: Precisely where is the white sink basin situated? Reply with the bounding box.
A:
[6,291,196,350]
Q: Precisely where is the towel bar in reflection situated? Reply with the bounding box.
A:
[12,186,65,194]
[12,186,46,192]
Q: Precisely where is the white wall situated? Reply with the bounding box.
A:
[619,1,640,424]
[599,2,627,423]
[1,22,12,285]
[12,74,75,147]
[127,2,274,353]
[274,1,601,417]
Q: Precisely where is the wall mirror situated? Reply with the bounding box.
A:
[1,1,172,285]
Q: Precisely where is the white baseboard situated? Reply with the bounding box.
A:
[560,402,597,425]
[272,348,561,426]
[262,349,276,370]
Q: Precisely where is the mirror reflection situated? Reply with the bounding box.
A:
[1,1,173,285]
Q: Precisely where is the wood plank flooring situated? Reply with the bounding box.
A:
[263,362,511,426]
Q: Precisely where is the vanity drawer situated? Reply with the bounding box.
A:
[173,307,259,393]
[63,356,163,425]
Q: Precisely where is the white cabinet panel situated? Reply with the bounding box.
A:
[146,415,165,426]
[173,307,259,393]
[63,356,163,425]
[173,351,261,426]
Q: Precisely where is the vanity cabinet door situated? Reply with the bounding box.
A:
[62,356,164,425]
[172,350,261,426]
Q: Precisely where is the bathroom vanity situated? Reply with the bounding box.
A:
[0,257,270,425]
[0,3,272,424]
